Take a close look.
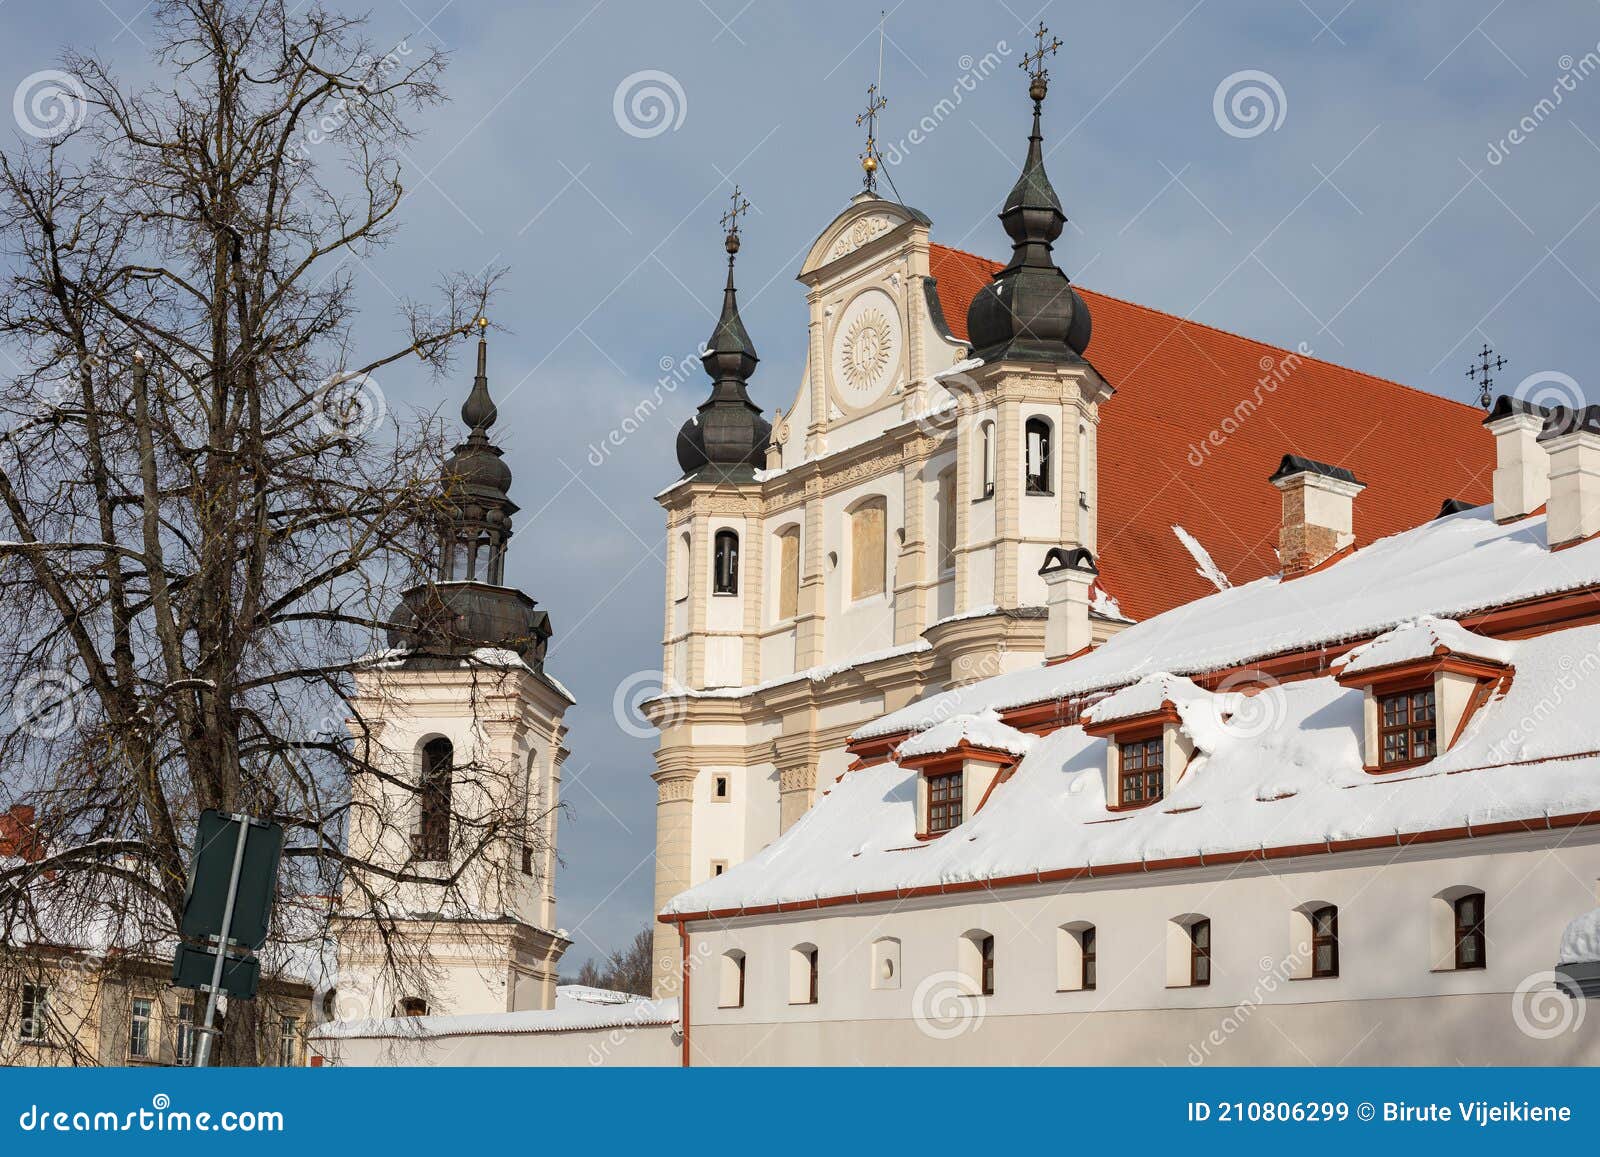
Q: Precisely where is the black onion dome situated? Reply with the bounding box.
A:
[966,93,1091,363]
[677,234,770,479]
[444,336,514,499]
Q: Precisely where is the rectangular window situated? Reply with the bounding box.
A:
[19,984,47,1042]
[980,935,996,996]
[777,527,800,620]
[175,1002,196,1066]
[712,774,730,802]
[711,860,728,877]
[1025,418,1052,495]
[1379,687,1436,768]
[1189,920,1211,987]
[278,1016,300,1067]
[521,842,534,876]
[1454,893,1486,970]
[1081,927,1097,991]
[128,997,152,1059]
[807,948,819,1005]
[926,771,963,834]
[1119,737,1165,806]
[713,530,739,595]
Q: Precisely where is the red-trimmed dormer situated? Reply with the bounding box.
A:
[1332,616,1513,774]
[1081,673,1204,810]
[893,712,1034,839]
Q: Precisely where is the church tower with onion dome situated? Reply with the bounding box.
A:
[336,322,575,1020]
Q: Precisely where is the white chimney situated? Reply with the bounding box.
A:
[1268,455,1365,578]
[1540,406,1600,549]
[1040,547,1097,662]
[1484,397,1551,523]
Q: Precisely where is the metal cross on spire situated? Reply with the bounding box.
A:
[857,82,888,194]
[1466,342,1507,409]
[1020,20,1063,106]
[720,184,750,263]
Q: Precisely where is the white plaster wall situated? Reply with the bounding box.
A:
[685,834,1600,1061]
[312,1021,681,1067]
[689,764,748,887]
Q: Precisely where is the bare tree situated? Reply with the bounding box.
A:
[569,928,655,997]
[0,0,548,1063]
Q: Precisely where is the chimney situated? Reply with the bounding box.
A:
[1484,395,1551,523]
[1539,405,1600,549]
[1269,455,1365,578]
[1039,547,1097,662]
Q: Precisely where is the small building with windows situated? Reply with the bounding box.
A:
[659,426,1600,1065]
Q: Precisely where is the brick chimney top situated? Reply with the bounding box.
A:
[1270,455,1365,579]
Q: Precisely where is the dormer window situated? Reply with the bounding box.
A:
[1082,674,1203,812]
[894,712,1033,839]
[1334,617,1511,775]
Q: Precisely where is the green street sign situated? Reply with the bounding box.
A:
[171,942,260,999]
[178,810,283,950]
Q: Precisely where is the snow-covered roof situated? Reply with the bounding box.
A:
[665,612,1600,919]
[856,506,1600,741]
[895,711,1034,760]
[310,985,677,1041]
[1334,615,1515,676]
[1559,909,1600,966]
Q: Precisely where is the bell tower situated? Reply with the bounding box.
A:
[335,323,574,1020]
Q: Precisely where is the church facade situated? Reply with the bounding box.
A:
[646,41,1493,995]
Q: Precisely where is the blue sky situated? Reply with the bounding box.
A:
[7,0,1600,967]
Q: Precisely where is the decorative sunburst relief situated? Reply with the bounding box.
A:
[830,289,902,409]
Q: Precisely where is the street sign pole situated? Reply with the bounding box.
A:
[194,813,250,1068]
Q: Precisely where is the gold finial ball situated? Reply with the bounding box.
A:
[862,154,879,173]
[476,316,489,330]
[1029,78,1048,104]
[725,231,741,255]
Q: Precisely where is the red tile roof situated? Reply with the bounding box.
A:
[928,244,1493,623]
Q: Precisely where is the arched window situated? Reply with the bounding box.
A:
[1454,891,1486,970]
[719,950,747,1009]
[1310,905,1339,977]
[1290,902,1339,979]
[1025,416,1052,495]
[959,929,995,996]
[674,531,690,602]
[397,997,429,1017]
[414,737,453,861]
[789,943,819,1005]
[977,421,995,499]
[775,524,800,620]
[937,467,957,574]
[849,497,887,600]
[1057,922,1096,991]
[1077,422,1091,507]
[1167,914,1211,987]
[713,529,740,595]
